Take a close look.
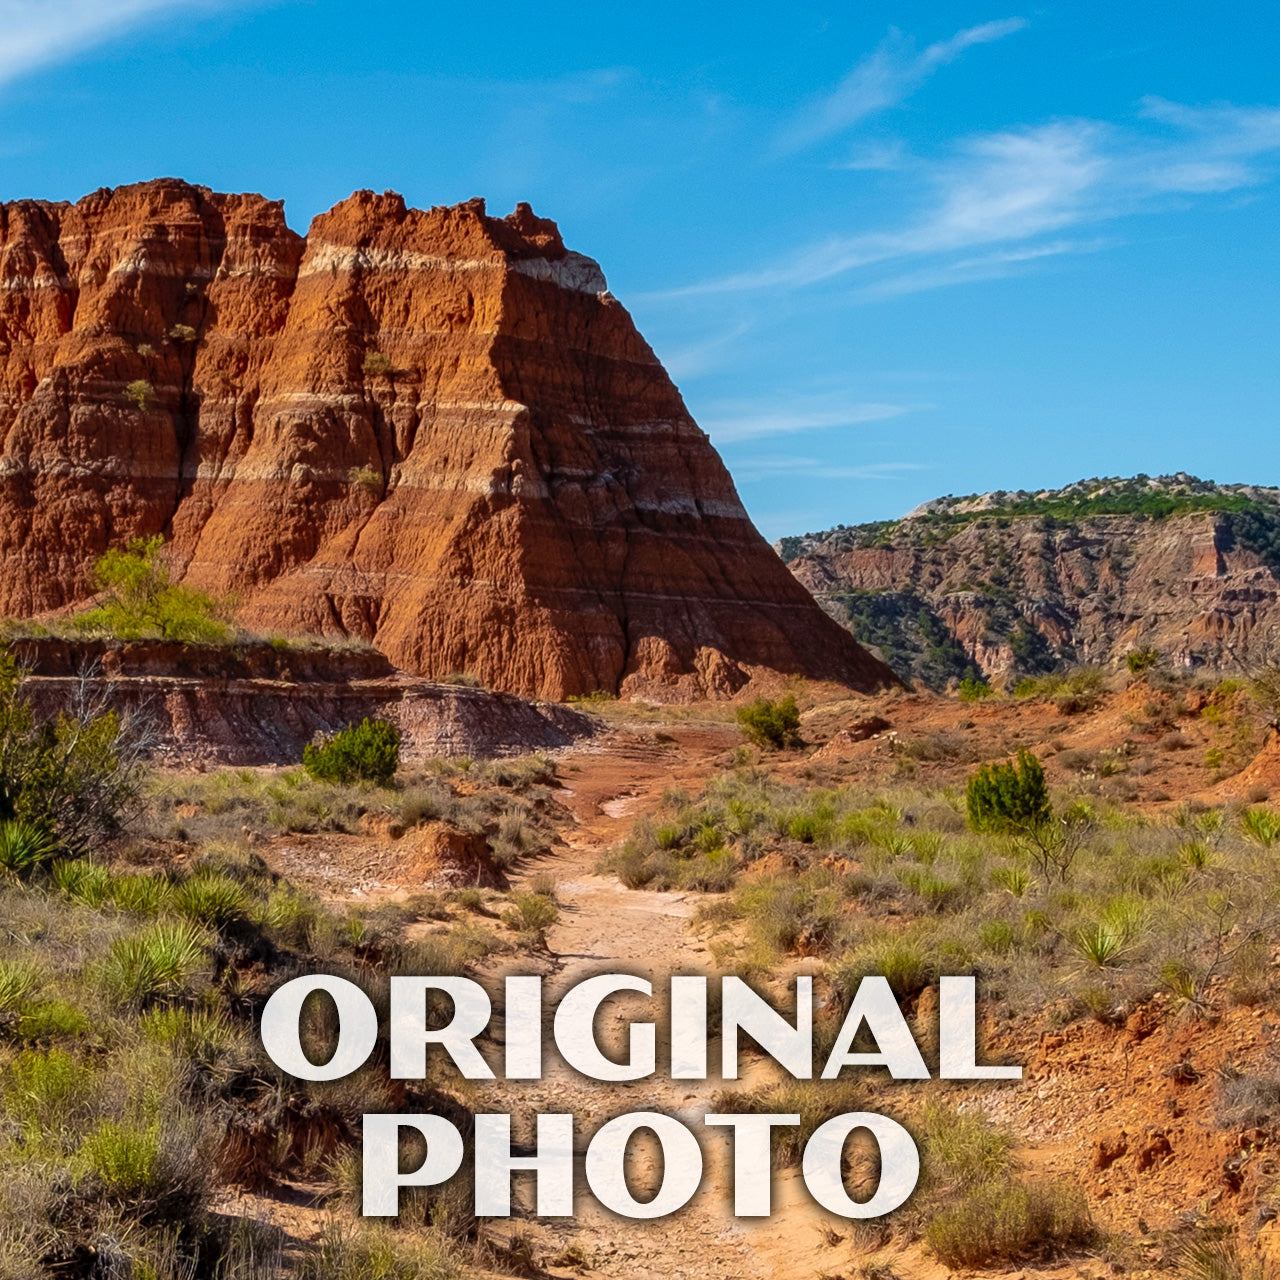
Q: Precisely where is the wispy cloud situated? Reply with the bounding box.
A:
[728,455,927,482]
[663,101,1280,301]
[777,18,1028,154]
[699,397,917,443]
[853,237,1111,301]
[0,0,225,89]
[660,321,753,381]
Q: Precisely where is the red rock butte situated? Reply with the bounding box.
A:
[0,179,895,700]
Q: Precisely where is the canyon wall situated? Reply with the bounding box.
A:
[0,180,894,699]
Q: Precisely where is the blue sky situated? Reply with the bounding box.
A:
[2,1,1278,538]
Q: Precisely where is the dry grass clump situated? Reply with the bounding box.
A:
[908,1106,1093,1267]
[149,752,561,876]
[616,767,1280,1026]
[712,1078,869,1166]
[0,826,490,1277]
[1015,666,1107,713]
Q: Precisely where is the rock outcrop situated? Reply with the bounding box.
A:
[780,477,1280,687]
[10,637,593,764]
[0,180,893,700]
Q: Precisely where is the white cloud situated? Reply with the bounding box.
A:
[728,455,927,482]
[699,398,916,443]
[664,101,1280,301]
[660,321,753,381]
[778,17,1028,153]
[853,237,1110,301]
[0,0,225,88]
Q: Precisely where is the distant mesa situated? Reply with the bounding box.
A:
[780,475,1280,688]
[0,179,896,701]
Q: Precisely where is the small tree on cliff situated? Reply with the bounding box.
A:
[74,536,233,645]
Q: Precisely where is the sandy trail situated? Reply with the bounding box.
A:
[474,722,858,1280]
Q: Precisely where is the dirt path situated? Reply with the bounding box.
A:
[473,722,859,1280]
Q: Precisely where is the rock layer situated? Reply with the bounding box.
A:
[10,637,593,764]
[0,180,893,699]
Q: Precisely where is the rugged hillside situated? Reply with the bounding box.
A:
[780,475,1280,687]
[0,179,892,700]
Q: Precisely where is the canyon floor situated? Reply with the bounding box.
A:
[207,675,1280,1280]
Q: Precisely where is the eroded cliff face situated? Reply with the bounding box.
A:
[0,180,894,699]
[787,510,1280,685]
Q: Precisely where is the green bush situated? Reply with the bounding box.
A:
[74,535,233,644]
[0,652,152,854]
[966,749,1052,834]
[79,1119,163,1196]
[735,696,801,750]
[124,379,153,410]
[303,718,401,785]
[958,676,993,701]
[174,869,248,928]
[501,890,558,935]
[1126,646,1160,674]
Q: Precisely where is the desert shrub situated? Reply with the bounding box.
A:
[124,379,153,409]
[1217,1067,1280,1128]
[168,323,198,343]
[958,676,992,701]
[362,350,394,377]
[348,465,381,489]
[18,998,92,1041]
[299,1221,458,1280]
[110,871,174,915]
[831,932,939,1002]
[966,749,1052,834]
[74,534,233,644]
[915,1104,1091,1266]
[0,959,40,1013]
[52,859,114,906]
[174,869,249,928]
[925,1179,1092,1267]
[732,874,843,956]
[303,718,401,785]
[0,652,153,853]
[79,1118,164,1196]
[1052,666,1106,713]
[501,890,558,937]
[438,670,483,687]
[1127,646,1160,674]
[1176,1230,1270,1280]
[736,696,801,750]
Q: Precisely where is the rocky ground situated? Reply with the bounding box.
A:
[206,674,1280,1280]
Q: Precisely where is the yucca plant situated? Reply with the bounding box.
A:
[1181,840,1214,870]
[0,820,57,876]
[1240,807,1280,847]
[992,864,1032,897]
[174,870,248,928]
[51,859,114,907]
[110,872,174,915]
[101,920,209,1007]
[0,959,40,1013]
